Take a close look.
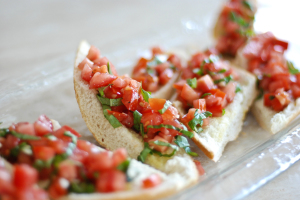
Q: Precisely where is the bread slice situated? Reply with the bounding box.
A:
[173,66,257,162]
[235,46,300,134]
[73,41,199,193]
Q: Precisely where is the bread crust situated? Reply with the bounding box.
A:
[73,41,199,199]
[173,66,257,162]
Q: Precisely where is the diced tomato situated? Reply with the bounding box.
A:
[48,178,68,199]
[159,68,173,85]
[194,160,205,176]
[181,83,200,104]
[107,110,133,128]
[264,93,273,107]
[181,68,195,79]
[193,99,206,112]
[148,136,169,152]
[152,46,163,55]
[32,146,55,161]
[142,174,162,189]
[92,65,108,74]
[162,105,178,121]
[0,168,14,195]
[52,125,81,141]
[96,170,126,193]
[121,86,139,111]
[5,135,20,150]
[78,58,93,70]
[173,79,186,91]
[27,137,48,147]
[93,57,109,67]
[76,140,93,153]
[112,77,127,88]
[132,57,148,74]
[34,115,53,136]
[158,130,173,143]
[168,54,182,69]
[13,164,38,190]
[141,112,163,129]
[84,151,113,173]
[15,122,36,136]
[197,75,215,92]
[111,105,127,113]
[89,72,117,89]
[17,152,33,165]
[81,64,93,82]
[291,84,300,99]
[112,148,127,168]
[103,85,123,99]
[221,82,237,103]
[162,119,183,136]
[87,45,100,61]
[155,63,169,74]
[58,161,77,181]
[149,98,166,111]
[48,139,67,154]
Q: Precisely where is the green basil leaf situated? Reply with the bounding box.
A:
[187,78,197,89]
[52,153,69,168]
[287,61,300,75]
[174,135,190,148]
[193,68,203,76]
[102,105,123,128]
[107,62,113,75]
[229,11,249,28]
[0,128,9,137]
[222,109,226,116]
[152,149,177,157]
[117,159,131,172]
[152,140,179,151]
[140,124,145,138]
[147,56,163,67]
[214,75,233,84]
[201,93,212,98]
[141,89,151,103]
[158,100,172,114]
[147,124,194,138]
[269,95,275,100]
[256,88,264,100]
[188,110,212,134]
[183,146,198,157]
[137,142,152,163]
[235,84,242,93]
[97,95,123,107]
[64,131,77,144]
[70,182,95,194]
[217,69,227,74]
[98,87,106,97]
[34,158,53,170]
[237,29,255,37]
[11,131,40,140]
[243,0,253,11]
[133,110,142,132]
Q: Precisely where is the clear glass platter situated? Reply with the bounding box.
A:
[0,0,299,199]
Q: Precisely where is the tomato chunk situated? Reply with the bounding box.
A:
[89,72,117,89]
[181,83,200,104]
[96,170,126,193]
[33,146,55,161]
[142,174,162,189]
[87,45,100,61]
[197,75,215,92]
[194,160,205,176]
[13,164,38,190]
[193,99,206,112]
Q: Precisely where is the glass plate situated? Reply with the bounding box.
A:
[0,0,299,199]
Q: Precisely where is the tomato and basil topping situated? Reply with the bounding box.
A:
[78,46,198,162]
[242,32,299,111]
[215,0,255,56]
[0,115,162,200]
[131,46,182,92]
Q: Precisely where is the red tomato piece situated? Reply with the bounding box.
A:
[168,54,182,70]
[81,64,93,82]
[221,82,237,103]
[87,45,100,61]
[5,135,20,150]
[106,110,133,128]
[48,178,68,199]
[162,119,182,136]
[155,63,170,74]
[132,57,148,74]
[193,99,206,112]
[121,86,139,111]
[194,160,205,176]
[152,46,163,55]
[17,152,33,165]
[76,140,93,153]
[111,105,127,113]
[15,122,36,136]
[141,112,163,129]
[48,139,67,154]
[34,114,53,136]
[264,93,273,107]
[181,83,200,104]
[53,125,81,139]
[162,105,178,121]
[103,85,123,99]
[32,146,55,161]
[112,148,127,168]
[78,58,93,70]
[291,84,300,99]
[92,65,108,74]
[58,161,77,181]
[149,136,169,152]
[112,77,128,88]
[197,75,215,92]
[89,72,117,89]
[0,168,14,196]
[96,170,126,193]
[142,174,162,189]
[159,68,174,85]
[13,164,38,190]
[149,98,166,111]
[173,79,186,91]
[84,151,113,173]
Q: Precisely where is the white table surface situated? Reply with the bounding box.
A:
[1,0,299,199]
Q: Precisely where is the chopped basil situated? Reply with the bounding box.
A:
[34,158,53,170]
[10,142,31,158]
[141,89,151,103]
[147,124,194,138]
[235,84,242,93]
[147,56,163,67]
[140,124,145,138]
[188,110,212,133]
[0,128,9,137]
[174,135,189,148]
[52,153,69,168]
[158,100,172,114]
[256,88,264,100]
[183,147,198,157]
[117,159,131,173]
[193,68,203,76]
[138,142,153,163]
[133,110,142,132]
[146,67,156,76]
[152,149,177,157]
[237,29,255,37]
[217,69,227,74]
[229,11,249,28]
[98,87,106,97]
[11,131,40,140]
[269,95,275,100]
[97,95,123,107]
[214,75,233,84]
[201,93,212,98]
[170,64,177,71]
[187,78,197,89]
[102,104,122,128]
[70,182,95,194]
[243,0,253,11]
[64,131,77,144]
[222,109,226,116]
[107,62,113,75]
[152,140,179,151]
[287,61,300,75]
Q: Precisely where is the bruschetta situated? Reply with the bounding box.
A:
[214,0,257,57]
[172,50,256,161]
[131,46,182,100]
[73,41,201,192]
[0,115,199,200]
[235,32,300,134]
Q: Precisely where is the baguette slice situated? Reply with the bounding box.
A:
[73,41,199,193]
[235,44,300,134]
[173,66,256,161]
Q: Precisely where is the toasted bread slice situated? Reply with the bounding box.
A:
[173,66,256,161]
[73,41,199,193]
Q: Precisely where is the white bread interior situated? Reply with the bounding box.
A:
[235,45,300,134]
[173,66,257,162]
[73,41,199,197]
